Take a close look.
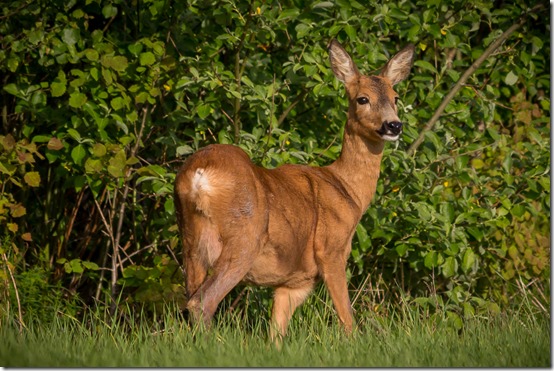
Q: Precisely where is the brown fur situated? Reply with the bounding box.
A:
[174,39,414,340]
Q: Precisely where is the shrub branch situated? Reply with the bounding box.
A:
[407,3,545,156]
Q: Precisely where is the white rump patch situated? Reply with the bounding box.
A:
[190,168,213,216]
[191,168,212,195]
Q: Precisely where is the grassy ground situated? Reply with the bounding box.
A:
[1,303,550,367]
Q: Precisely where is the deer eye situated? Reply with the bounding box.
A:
[356,97,369,105]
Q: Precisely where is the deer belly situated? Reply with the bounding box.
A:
[243,244,318,287]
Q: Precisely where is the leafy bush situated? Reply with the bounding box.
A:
[0,0,549,321]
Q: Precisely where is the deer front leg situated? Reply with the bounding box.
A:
[319,254,353,333]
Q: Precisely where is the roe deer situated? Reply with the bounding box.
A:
[174,39,414,340]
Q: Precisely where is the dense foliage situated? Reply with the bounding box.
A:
[0,0,549,326]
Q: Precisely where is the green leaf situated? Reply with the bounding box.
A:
[502,152,513,173]
[62,28,80,46]
[139,52,156,66]
[295,23,311,38]
[24,172,41,187]
[71,144,87,166]
[51,80,66,97]
[467,226,484,241]
[84,48,99,61]
[31,91,46,106]
[102,4,118,18]
[67,128,82,142]
[69,92,87,108]
[414,60,437,74]
[176,145,193,156]
[424,251,439,268]
[4,83,19,96]
[82,261,99,270]
[441,256,458,278]
[447,311,463,330]
[440,202,455,223]
[446,69,460,82]
[395,243,409,257]
[344,24,356,40]
[110,96,126,111]
[28,29,44,45]
[461,248,477,274]
[128,43,143,55]
[355,224,371,252]
[313,1,334,8]
[91,143,107,157]
[90,67,99,81]
[471,158,484,169]
[10,204,26,218]
[278,8,300,20]
[510,204,526,218]
[102,67,113,85]
[101,55,129,72]
[70,259,84,274]
[85,158,103,173]
[414,202,432,221]
[7,58,19,72]
[197,104,213,119]
[164,198,175,214]
[108,150,127,178]
[504,71,518,86]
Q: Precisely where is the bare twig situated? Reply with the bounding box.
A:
[2,253,26,333]
[59,187,86,260]
[92,197,116,250]
[102,14,117,33]
[351,272,372,307]
[0,1,30,20]
[407,3,545,156]
[277,89,308,127]
[108,105,152,314]
[228,287,248,313]
[164,244,184,276]
[119,242,156,265]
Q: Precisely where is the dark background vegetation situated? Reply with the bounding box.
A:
[0,0,549,329]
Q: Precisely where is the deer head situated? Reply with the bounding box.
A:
[329,39,414,142]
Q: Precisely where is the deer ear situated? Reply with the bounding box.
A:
[328,39,359,83]
[380,44,415,86]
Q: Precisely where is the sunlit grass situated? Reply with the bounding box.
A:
[1,300,549,367]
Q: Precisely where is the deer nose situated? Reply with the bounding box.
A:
[385,121,403,135]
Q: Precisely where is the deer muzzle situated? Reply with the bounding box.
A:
[377,120,403,141]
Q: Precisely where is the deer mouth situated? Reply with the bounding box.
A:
[377,121,402,141]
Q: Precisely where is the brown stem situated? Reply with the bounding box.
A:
[407,3,545,156]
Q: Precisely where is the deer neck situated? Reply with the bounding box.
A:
[328,119,385,212]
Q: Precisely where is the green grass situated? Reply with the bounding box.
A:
[0,304,550,367]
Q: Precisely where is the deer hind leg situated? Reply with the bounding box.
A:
[187,232,258,326]
[270,285,313,343]
[183,217,222,322]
